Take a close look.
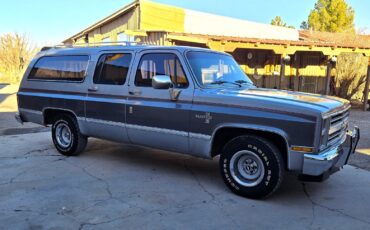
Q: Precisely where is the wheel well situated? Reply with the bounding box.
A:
[211,127,288,167]
[43,109,76,125]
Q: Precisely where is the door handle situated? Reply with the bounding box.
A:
[129,89,141,96]
[88,85,99,92]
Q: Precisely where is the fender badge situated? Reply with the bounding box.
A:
[195,112,212,124]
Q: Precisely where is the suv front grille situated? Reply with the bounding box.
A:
[327,109,349,146]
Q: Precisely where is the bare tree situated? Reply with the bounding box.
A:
[0,33,38,83]
[333,53,368,100]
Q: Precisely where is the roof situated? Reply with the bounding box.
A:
[168,31,370,50]
[166,32,370,56]
[139,1,299,41]
[63,0,299,43]
[299,30,370,49]
[62,1,370,51]
[168,32,350,47]
[63,0,140,43]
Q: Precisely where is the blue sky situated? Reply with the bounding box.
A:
[0,0,369,45]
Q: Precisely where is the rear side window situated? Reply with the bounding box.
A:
[135,53,188,88]
[93,53,132,85]
[28,55,89,81]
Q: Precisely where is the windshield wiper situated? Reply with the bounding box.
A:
[210,80,242,87]
[234,80,255,86]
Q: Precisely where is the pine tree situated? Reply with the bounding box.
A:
[307,0,355,32]
[271,16,295,29]
[300,21,309,30]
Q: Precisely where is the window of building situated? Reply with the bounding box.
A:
[28,55,89,81]
[135,53,188,88]
[93,53,132,85]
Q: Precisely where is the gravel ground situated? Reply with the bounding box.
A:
[348,110,370,171]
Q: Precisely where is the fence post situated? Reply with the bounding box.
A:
[325,60,332,95]
[325,56,337,95]
[279,57,285,89]
[280,55,290,89]
[363,63,370,111]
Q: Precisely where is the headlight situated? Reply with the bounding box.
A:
[320,118,330,149]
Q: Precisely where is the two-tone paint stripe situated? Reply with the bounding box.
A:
[18,91,127,104]
[86,119,211,140]
[19,108,212,141]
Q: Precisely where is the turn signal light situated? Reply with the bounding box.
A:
[291,146,314,153]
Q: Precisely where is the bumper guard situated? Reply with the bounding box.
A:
[302,126,360,177]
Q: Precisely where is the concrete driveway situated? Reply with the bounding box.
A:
[1,132,370,230]
[0,84,48,135]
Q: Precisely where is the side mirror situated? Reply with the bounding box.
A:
[152,75,172,89]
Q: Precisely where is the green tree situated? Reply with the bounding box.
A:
[307,0,355,32]
[271,16,295,29]
[300,21,309,30]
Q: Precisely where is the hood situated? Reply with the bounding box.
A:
[197,87,350,116]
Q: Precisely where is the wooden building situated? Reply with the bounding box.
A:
[63,0,370,110]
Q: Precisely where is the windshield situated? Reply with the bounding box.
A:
[186,51,254,87]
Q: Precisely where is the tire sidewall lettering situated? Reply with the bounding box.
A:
[223,158,240,190]
[223,143,273,190]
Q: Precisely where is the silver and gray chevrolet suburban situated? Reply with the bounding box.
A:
[16,45,360,199]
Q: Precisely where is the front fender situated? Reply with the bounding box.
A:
[210,123,290,147]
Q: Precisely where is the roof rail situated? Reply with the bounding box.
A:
[41,41,148,51]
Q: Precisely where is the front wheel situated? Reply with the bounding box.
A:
[220,135,284,199]
[51,114,87,156]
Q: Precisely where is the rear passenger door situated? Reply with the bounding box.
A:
[126,50,194,153]
[85,51,133,142]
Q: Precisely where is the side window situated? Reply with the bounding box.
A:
[135,53,188,88]
[28,55,89,81]
[93,53,132,85]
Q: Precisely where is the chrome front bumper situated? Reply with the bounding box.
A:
[302,127,360,177]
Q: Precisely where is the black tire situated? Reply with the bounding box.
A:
[51,114,87,156]
[219,135,284,199]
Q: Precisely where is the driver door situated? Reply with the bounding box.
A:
[126,50,194,153]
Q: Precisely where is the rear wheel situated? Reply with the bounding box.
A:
[51,114,87,156]
[219,135,284,199]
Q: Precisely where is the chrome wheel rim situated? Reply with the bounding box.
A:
[230,150,265,187]
[55,123,72,148]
